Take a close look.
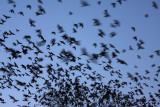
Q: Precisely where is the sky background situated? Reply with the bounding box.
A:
[0,0,160,106]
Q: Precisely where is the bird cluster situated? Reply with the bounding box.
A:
[0,0,160,106]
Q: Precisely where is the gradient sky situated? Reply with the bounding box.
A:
[0,0,160,106]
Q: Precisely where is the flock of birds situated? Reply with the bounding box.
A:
[0,0,160,106]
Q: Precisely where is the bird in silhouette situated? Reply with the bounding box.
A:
[93,19,101,26]
[117,58,128,66]
[117,0,122,4]
[93,43,97,48]
[18,11,24,16]
[8,0,15,4]
[26,5,31,9]
[110,32,117,38]
[3,15,11,20]
[69,11,73,15]
[81,0,90,7]
[144,14,149,18]
[131,27,136,32]
[57,24,64,33]
[81,48,88,56]
[104,9,110,17]
[58,0,62,3]
[9,9,15,14]
[133,36,137,41]
[97,1,101,5]
[72,28,77,33]
[79,23,84,28]
[155,50,160,56]
[9,95,19,103]
[38,0,43,4]
[152,1,158,9]
[29,19,36,27]
[111,3,116,8]
[98,29,105,37]
[38,5,46,14]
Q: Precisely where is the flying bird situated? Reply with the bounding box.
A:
[8,0,15,4]
[131,27,136,32]
[29,19,36,27]
[152,1,158,9]
[81,0,90,7]
[26,5,31,9]
[155,50,160,56]
[93,19,101,26]
[117,58,128,66]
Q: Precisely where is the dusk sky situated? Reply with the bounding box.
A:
[0,0,160,106]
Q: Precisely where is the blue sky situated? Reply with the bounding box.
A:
[0,0,160,106]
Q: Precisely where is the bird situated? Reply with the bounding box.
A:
[93,43,97,48]
[69,11,73,15]
[97,1,101,5]
[3,15,11,19]
[9,9,15,13]
[117,0,122,4]
[98,29,105,37]
[110,32,117,38]
[133,36,137,41]
[81,48,88,56]
[144,14,149,18]
[93,19,101,26]
[18,11,24,16]
[81,0,90,7]
[29,19,36,27]
[58,0,62,3]
[152,1,158,9]
[114,20,120,27]
[79,23,84,28]
[149,55,153,58]
[155,50,160,56]
[26,5,31,9]
[38,0,43,4]
[0,1,159,106]
[8,0,15,4]
[117,58,128,66]
[51,31,56,35]
[104,9,110,17]
[16,29,19,32]
[111,3,116,8]
[131,27,136,32]
[72,28,77,33]
[9,95,19,103]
